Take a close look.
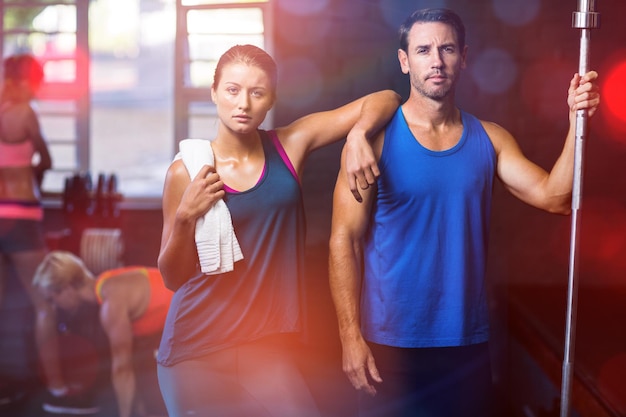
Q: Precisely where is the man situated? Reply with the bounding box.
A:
[329,8,599,417]
[33,251,172,417]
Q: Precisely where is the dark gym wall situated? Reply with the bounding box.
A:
[268,0,625,290]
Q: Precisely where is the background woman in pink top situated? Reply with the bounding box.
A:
[0,54,52,284]
[0,53,57,406]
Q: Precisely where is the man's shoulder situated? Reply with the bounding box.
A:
[470,116,506,136]
[456,110,494,136]
[470,117,517,155]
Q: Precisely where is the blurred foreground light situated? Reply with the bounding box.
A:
[603,60,626,124]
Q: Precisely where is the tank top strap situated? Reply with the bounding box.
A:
[262,129,299,183]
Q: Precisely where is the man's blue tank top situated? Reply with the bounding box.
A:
[158,130,306,366]
[362,107,496,348]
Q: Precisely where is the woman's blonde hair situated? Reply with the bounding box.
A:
[33,251,94,293]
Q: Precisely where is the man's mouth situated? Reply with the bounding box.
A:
[427,73,447,81]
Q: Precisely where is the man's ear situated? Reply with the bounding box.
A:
[398,49,409,75]
[460,44,468,70]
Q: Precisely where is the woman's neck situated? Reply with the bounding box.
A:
[212,128,263,159]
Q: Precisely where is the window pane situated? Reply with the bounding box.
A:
[36,100,77,114]
[32,4,77,32]
[48,143,78,170]
[188,102,218,139]
[43,59,76,82]
[3,34,35,56]
[39,31,77,57]
[42,170,72,194]
[188,60,215,88]
[89,0,175,198]
[4,0,68,4]
[3,6,44,32]
[185,8,264,88]
[187,33,263,60]
[91,106,173,197]
[187,8,263,35]
[39,115,76,141]
[182,0,267,5]
[3,4,76,33]
[185,32,266,88]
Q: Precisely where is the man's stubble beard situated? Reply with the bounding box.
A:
[411,73,455,101]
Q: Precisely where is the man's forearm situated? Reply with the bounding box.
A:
[544,116,577,213]
[329,235,364,343]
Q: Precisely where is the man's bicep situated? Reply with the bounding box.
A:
[482,121,543,201]
[493,135,548,204]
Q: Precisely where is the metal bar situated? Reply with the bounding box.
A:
[560,1,599,416]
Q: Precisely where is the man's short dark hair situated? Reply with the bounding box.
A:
[399,8,466,52]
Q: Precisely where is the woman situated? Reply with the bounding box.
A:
[0,54,62,403]
[157,44,400,417]
[33,251,171,417]
[0,54,51,304]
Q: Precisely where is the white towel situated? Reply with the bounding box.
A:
[175,138,243,275]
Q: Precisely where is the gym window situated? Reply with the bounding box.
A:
[1,0,271,200]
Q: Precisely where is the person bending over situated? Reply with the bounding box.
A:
[34,251,172,417]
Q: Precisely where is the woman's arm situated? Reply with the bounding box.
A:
[275,90,400,184]
[158,162,224,291]
[100,296,137,417]
[34,301,68,393]
[26,105,52,186]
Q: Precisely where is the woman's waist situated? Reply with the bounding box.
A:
[0,165,34,176]
[0,169,39,200]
